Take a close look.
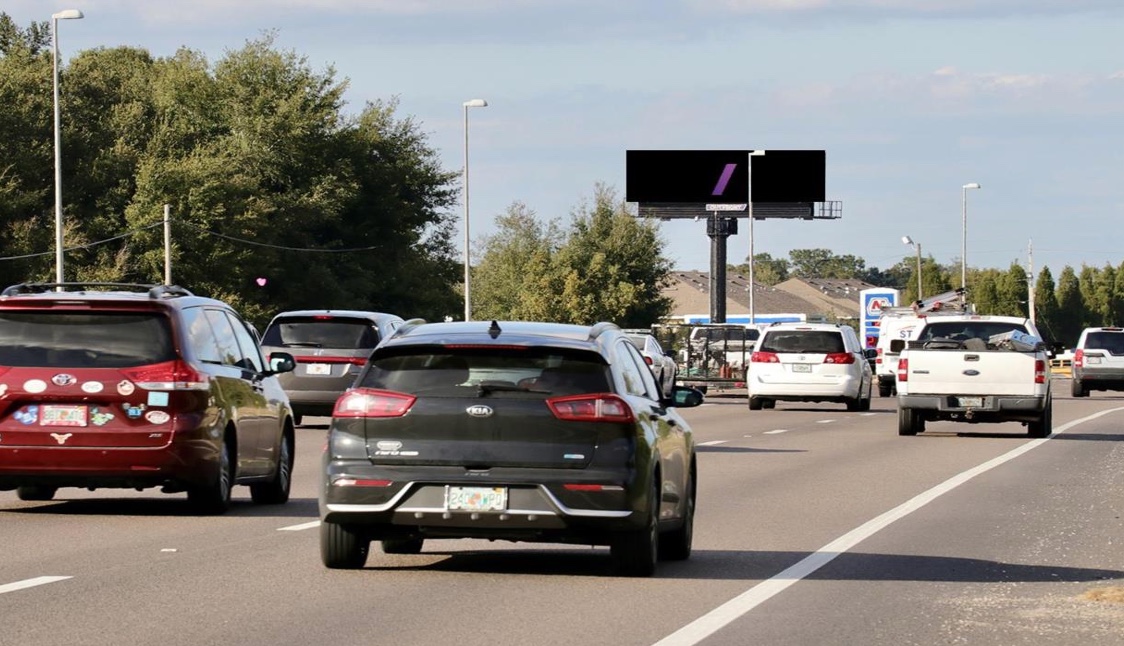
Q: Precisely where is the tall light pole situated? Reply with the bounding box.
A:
[961,182,981,300]
[902,235,923,302]
[52,9,84,289]
[462,98,488,321]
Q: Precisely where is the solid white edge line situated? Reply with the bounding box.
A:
[652,406,1124,646]
[278,520,321,532]
[0,576,72,595]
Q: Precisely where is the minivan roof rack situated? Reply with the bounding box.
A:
[588,321,620,340]
[1,282,195,298]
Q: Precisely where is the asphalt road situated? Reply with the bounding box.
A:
[3,380,1123,645]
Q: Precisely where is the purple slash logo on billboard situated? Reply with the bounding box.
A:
[712,163,738,196]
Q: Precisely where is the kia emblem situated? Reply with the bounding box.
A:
[466,405,494,418]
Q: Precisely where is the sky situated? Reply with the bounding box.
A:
[6,0,1124,279]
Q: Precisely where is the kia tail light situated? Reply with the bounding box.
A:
[547,394,634,423]
[333,388,416,418]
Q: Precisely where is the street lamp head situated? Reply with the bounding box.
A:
[901,235,914,246]
[52,9,84,20]
[963,182,981,190]
[463,99,488,108]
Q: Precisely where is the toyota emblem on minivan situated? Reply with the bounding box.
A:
[466,405,494,418]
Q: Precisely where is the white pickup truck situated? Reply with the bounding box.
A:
[894,315,1052,437]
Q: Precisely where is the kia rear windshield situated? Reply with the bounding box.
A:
[0,311,175,368]
[759,331,845,354]
[261,317,379,350]
[361,347,611,397]
[1084,332,1124,355]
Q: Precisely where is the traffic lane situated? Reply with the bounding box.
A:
[685,402,1124,645]
[0,426,326,581]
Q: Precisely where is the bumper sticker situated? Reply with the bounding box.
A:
[117,380,135,396]
[24,380,47,394]
[81,382,104,394]
[14,405,39,425]
[90,408,115,426]
[123,403,146,419]
[145,410,170,424]
[147,391,170,407]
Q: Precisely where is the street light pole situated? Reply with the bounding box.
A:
[902,236,922,301]
[52,9,84,290]
[462,98,488,321]
[961,182,981,301]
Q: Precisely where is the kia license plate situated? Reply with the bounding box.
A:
[40,405,88,427]
[306,363,331,376]
[792,364,812,373]
[957,397,983,408]
[445,486,507,512]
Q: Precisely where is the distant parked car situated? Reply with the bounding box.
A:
[260,310,405,425]
[1071,327,1124,397]
[0,282,297,513]
[625,331,678,396]
[318,319,704,576]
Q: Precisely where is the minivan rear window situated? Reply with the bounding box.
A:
[1084,332,1124,355]
[0,311,175,368]
[759,331,845,354]
[262,317,379,350]
[361,348,610,397]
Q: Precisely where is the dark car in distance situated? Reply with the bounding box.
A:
[260,310,405,425]
[318,320,704,576]
[0,282,297,514]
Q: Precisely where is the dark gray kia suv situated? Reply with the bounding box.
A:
[318,320,703,576]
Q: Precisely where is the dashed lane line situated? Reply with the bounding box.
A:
[697,440,729,446]
[816,419,835,424]
[763,430,789,435]
[651,406,1124,646]
[278,520,321,531]
[0,576,71,595]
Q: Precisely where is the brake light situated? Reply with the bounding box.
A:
[897,358,909,382]
[643,356,653,366]
[1035,359,1046,384]
[823,353,855,364]
[875,348,883,365]
[1074,349,1084,367]
[547,394,634,423]
[313,315,333,320]
[751,351,780,363]
[333,388,416,418]
[332,477,393,487]
[122,360,209,391]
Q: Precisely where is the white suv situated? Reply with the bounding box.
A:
[1072,326,1124,397]
[746,323,873,411]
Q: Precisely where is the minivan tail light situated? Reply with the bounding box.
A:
[333,388,415,418]
[643,356,653,366]
[897,358,909,382]
[547,394,634,423]
[122,360,209,391]
[751,351,779,363]
[1074,349,1084,367]
[823,353,855,364]
[1035,359,1046,384]
[293,356,367,366]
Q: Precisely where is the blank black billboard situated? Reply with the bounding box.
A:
[626,149,825,204]
[626,150,751,203]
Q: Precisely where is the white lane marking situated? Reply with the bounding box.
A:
[0,576,71,595]
[653,407,1124,646]
[861,412,878,416]
[816,419,835,424]
[763,430,789,435]
[278,520,321,532]
[698,440,728,446]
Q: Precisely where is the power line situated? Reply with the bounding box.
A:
[176,221,381,253]
[0,221,164,262]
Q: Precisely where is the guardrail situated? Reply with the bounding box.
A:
[1049,357,1072,378]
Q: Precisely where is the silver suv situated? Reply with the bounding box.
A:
[1071,327,1124,397]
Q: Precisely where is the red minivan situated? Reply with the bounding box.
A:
[0,282,297,514]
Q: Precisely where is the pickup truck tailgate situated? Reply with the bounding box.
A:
[903,351,1041,395]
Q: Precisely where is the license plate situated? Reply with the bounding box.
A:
[40,405,88,427]
[958,397,983,408]
[445,486,507,512]
[792,363,812,373]
[306,363,331,376]
[1087,356,1102,364]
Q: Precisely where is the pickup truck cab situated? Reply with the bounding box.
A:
[894,315,1051,438]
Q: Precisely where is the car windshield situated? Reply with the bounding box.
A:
[0,311,176,368]
[759,331,845,354]
[262,317,379,349]
[361,347,611,397]
[1084,332,1124,355]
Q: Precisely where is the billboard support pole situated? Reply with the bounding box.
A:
[747,150,765,325]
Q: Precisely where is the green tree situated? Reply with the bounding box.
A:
[471,202,563,321]
[971,269,1003,315]
[730,252,788,286]
[1112,261,1124,325]
[1092,263,1117,326]
[1055,266,1084,346]
[1078,265,1099,327]
[788,248,867,279]
[995,262,1029,317]
[1033,267,1060,343]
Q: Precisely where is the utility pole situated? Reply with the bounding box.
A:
[1027,239,1036,326]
